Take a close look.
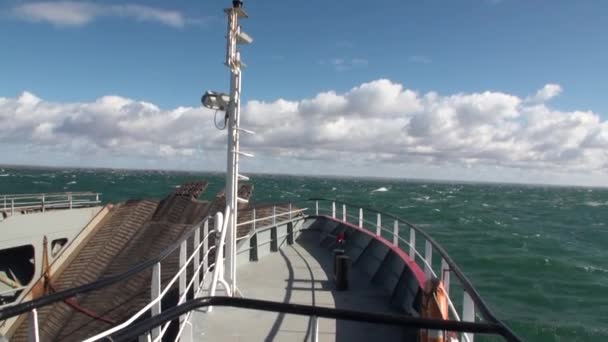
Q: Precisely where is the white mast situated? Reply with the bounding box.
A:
[222,0,252,296]
[202,0,252,297]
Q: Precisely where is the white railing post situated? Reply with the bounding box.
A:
[96,193,99,203]
[179,239,187,303]
[409,229,416,260]
[209,211,224,309]
[272,205,276,226]
[11,199,14,216]
[331,202,336,218]
[315,201,319,216]
[69,194,73,209]
[41,194,45,212]
[376,213,381,236]
[342,204,346,222]
[424,240,433,279]
[3,195,6,210]
[194,224,201,298]
[252,208,256,232]
[178,239,188,335]
[28,309,40,342]
[310,316,319,342]
[358,208,363,228]
[151,262,161,339]
[441,259,450,296]
[393,220,399,246]
[203,220,209,276]
[462,292,475,342]
[289,203,292,220]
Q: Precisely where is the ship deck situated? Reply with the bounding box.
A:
[193,229,411,341]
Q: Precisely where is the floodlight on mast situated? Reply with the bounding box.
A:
[201,91,230,111]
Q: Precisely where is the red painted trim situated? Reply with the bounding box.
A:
[322,215,426,289]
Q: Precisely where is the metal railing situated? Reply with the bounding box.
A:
[309,198,520,342]
[0,201,519,342]
[0,192,102,216]
[0,204,307,342]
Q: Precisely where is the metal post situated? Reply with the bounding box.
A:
[331,202,336,218]
[342,204,346,222]
[209,212,224,310]
[393,220,399,246]
[151,263,161,339]
[28,309,40,342]
[95,193,99,203]
[226,210,236,297]
[462,292,475,342]
[358,208,363,228]
[271,226,278,252]
[310,316,319,342]
[376,213,381,236]
[69,194,73,209]
[409,229,416,260]
[289,203,292,220]
[203,220,209,278]
[272,205,276,226]
[441,259,450,296]
[11,199,14,216]
[3,196,6,210]
[179,240,187,304]
[194,225,201,297]
[250,208,258,261]
[315,201,319,216]
[41,195,45,212]
[287,222,294,245]
[424,240,433,279]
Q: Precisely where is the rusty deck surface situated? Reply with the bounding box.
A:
[9,181,278,342]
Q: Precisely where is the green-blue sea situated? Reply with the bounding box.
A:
[1,166,607,341]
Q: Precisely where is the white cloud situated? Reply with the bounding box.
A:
[527,83,563,103]
[1,80,607,185]
[12,1,190,27]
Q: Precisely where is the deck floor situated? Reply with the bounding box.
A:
[192,230,409,341]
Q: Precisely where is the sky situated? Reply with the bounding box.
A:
[0,0,607,186]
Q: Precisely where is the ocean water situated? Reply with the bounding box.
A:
[1,166,607,341]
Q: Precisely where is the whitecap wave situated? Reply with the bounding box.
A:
[578,265,608,274]
[0,174,9,177]
[372,187,388,192]
[584,201,606,207]
[67,181,77,185]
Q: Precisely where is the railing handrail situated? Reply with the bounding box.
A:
[106,296,520,342]
[1,192,102,214]
[338,211,467,326]
[0,192,101,199]
[237,208,307,227]
[308,197,519,341]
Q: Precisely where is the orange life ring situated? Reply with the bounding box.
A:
[419,278,449,342]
